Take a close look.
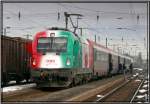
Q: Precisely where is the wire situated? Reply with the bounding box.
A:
[4,3,146,45]
[59,3,146,15]
[5,10,48,28]
[4,3,61,29]
[57,3,143,40]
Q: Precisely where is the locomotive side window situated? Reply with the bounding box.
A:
[37,37,67,52]
[73,40,78,55]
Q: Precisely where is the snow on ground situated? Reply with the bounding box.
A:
[8,79,30,84]
[144,80,149,84]
[2,83,36,93]
[8,81,16,84]
[142,84,148,88]
[136,95,145,99]
[139,89,147,93]
[135,79,141,82]
[133,73,139,77]
[133,68,143,71]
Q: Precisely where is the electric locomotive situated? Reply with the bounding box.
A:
[29,27,92,87]
[28,27,133,87]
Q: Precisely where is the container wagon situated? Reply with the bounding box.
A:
[1,35,31,86]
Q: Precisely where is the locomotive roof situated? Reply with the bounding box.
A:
[47,27,80,39]
[47,27,69,31]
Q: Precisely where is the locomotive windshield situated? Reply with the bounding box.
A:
[37,37,67,52]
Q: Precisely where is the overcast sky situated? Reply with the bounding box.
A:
[3,2,148,59]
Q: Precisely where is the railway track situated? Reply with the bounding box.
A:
[130,78,149,103]
[2,86,63,101]
[3,73,143,103]
[2,75,125,102]
[92,75,148,102]
[96,78,131,102]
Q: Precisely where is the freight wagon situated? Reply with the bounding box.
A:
[28,27,133,87]
[1,35,31,86]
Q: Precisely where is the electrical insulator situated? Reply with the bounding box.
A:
[58,12,60,21]
[18,11,21,20]
[97,15,99,22]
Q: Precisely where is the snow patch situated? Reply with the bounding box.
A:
[142,84,148,88]
[139,89,147,93]
[136,95,145,99]
[97,95,104,98]
[135,79,141,82]
[2,83,36,93]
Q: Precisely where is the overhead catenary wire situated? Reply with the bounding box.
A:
[4,3,146,50]
[59,3,146,15]
[57,3,143,40]
[4,6,143,42]
[4,3,63,28]
[3,11,49,38]
[4,10,64,37]
[4,10,48,28]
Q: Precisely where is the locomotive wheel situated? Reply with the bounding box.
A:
[84,78,88,84]
[26,78,29,83]
[82,79,85,84]
[25,72,30,83]
[2,72,9,86]
[80,78,84,85]
[16,79,21,84]
[2,81,8,87]
[16,75,21,84]
[81,76,87,84]
[69,78,75,88]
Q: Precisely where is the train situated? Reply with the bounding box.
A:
[28,27,133,87]
[1,35,31,86]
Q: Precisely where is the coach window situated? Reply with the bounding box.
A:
[96,50,99,61]
[94,48,97,61]
[96,50,98,60]
[102,52,106,62]
[98,51,102,61]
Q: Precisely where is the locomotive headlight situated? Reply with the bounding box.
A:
[32,59,36,66]
[66,58,71,66]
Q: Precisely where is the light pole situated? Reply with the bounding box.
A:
[24,34,32,39]
[116,27,136,31]
[106,37,107,48]
[116,27,136,55]
[3,26,11,36]
[117,47,122,54]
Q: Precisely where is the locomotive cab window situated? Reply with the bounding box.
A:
[37,37,67,53]
[52,38,67,52]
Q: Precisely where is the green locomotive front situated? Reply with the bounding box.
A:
[30,28,92,87]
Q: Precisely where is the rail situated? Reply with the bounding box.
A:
[130,79,145,103]
[96,76,133,102]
